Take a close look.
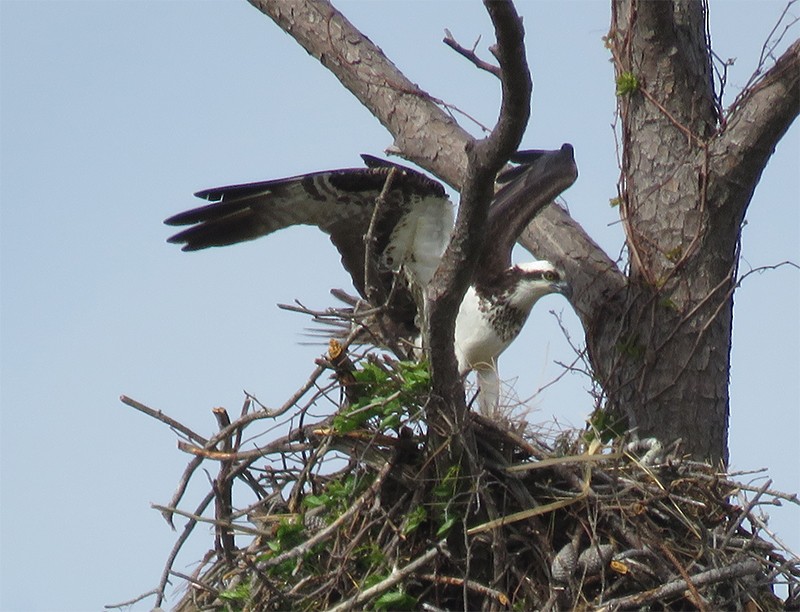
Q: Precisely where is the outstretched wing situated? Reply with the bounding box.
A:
[165,156,453,336]
[478,144,578,282]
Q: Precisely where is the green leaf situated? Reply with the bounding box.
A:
[374,590,416,611]
[402,505,427,535]
[433,465,460,499]
[586,409,626,444]
[380,413,401,430]
[436,514,458,537]
[615,71,639,96]
[302,494,329,509]
[219,582,250,602]
[332,408,370,433]
[363,573,386,590]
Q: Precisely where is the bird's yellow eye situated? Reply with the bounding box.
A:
[544,270,559,282]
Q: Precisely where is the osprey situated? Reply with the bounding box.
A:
[165,145,576,414]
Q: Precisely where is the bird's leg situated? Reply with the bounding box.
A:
[475,362,501,417]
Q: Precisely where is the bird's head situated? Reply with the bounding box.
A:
[506,261,572,309]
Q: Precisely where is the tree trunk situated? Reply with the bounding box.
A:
[252,0,799,465]
[579,0,799,464]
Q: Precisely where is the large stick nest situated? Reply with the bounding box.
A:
[116,338,799,611]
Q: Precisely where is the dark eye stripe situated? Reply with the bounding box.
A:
[523,270,559,281]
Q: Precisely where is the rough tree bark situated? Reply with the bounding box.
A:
[595,0,799,463]
[250,0,799,464]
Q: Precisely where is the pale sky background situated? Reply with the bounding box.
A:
[1,1,798,610]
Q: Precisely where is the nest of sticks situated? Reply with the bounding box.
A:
[116,334,800,611]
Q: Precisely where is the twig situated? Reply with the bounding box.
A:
[258,459,393,569]
[598,559,762,610]
[467,492,588,535]
[659,542,708,612]
[151,503,266,537]
[693,470,800,506]
[721,479,772,549]
[418,573,510,605]
[160,455,203,529]
[727,0,800,114]
[747,510,800,570]
[176,440,312,461]
[153,490,215,608]
[212,407,236,560]
[443,29,501,77]
[104,588,159,609]
[506,452,624,473]
[364,166,396,307]
[119,395,208,446]
[168,570,219,597]
[325,541,446,612]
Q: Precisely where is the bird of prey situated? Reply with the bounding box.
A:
[165,146,576,414]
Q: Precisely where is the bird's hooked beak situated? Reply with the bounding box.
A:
[552,279,573,301]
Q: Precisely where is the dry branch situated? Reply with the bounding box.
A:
[326,541,446,612]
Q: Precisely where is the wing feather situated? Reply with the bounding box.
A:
[165,159,452,336]
[479,144,578,280]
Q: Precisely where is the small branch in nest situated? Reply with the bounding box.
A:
[119,395,208,446]
[417,573,509,607]
[658,542,709,612]
[151,503,266,538]
[258,459,393,570]
[598,559,763,610]
[467,491,588,535]
[506,451,624,473]
[160,456,203,529]
[212,407,236,561]
[720,478,772,549]
[326,541,447,612]
[443,29,501,77]
[153,490,215,608]
[167,570,219,598]
[177,440,313,461]
[746,508,800,572]
[104,588,160,610]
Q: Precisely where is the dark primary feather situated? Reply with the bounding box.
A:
[495,149,549,184]
[165,158,450,339]
[479,144,577,281]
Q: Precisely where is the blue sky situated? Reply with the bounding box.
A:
[1,1,797,609]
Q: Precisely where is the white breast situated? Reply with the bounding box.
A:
[453,287,512,375]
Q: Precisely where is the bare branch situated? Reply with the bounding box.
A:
[713,38,800,218]
[104,589,160,610]
[119,394,208,446]
[257,459,393,570]
[326,542,446,612]
[443,29,501,77]
[212,407,236,560]
[155,490,216,608]
[425,0,531,440]
[599,559,763,610]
